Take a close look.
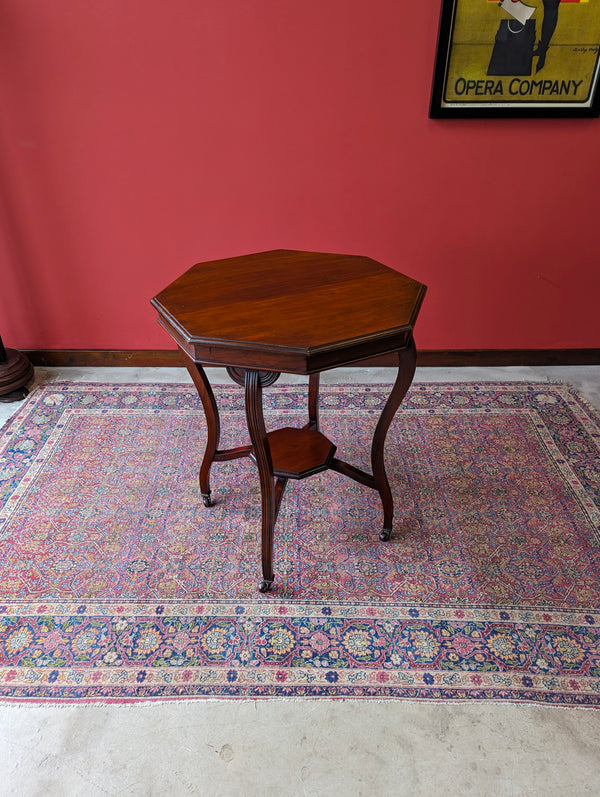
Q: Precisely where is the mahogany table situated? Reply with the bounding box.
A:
[151,250,426,592]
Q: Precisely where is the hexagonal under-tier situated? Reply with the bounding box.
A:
[253,427,336,480]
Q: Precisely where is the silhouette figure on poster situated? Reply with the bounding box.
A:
[487,0,561,76]
[535,0,561,71]
[488,18,536,76]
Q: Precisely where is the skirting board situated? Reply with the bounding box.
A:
[25,349,600,368]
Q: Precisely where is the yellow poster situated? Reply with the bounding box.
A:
[431,0,600,115]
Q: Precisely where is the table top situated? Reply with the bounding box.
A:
[151,249,426,374]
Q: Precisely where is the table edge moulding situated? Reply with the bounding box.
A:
[151,249,427,593]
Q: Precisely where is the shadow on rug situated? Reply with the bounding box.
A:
[0,381,599,704]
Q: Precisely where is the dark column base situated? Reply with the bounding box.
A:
[0,349,34,403]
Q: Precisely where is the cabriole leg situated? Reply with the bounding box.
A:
[184,356,221,507]
[371,337,417,541]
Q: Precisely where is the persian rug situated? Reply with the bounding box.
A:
[0,381,599,705]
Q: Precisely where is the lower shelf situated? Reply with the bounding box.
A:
[259,427,337,479]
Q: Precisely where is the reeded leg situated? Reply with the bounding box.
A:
[371,336,417,541]
[307,373,320,431]
[245,369,276,592]
[184,356,221,507]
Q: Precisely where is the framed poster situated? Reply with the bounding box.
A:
[430,0,600,117]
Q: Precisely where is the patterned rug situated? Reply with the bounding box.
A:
[0,381,599,705]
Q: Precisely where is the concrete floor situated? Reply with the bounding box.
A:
[1,365,600,797]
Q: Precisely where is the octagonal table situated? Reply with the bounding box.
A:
[151,250,427,592]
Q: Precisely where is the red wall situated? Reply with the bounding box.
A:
[1,1,599,352]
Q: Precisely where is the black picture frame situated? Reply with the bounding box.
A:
[430,0,600,118]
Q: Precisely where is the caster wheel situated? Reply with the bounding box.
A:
[379,528,392,542]
[259,579,273,593]
[201,494,212,507]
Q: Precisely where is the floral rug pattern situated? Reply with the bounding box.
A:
[0,381,599,704]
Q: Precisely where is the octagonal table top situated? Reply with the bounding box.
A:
[151,249,427,374]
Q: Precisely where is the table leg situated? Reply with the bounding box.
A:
[307,373,320,431]
[184,358,221,507]
[371,336,417,541]
[244,368,278,593]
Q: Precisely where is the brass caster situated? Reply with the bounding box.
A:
[380,528,392,542]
